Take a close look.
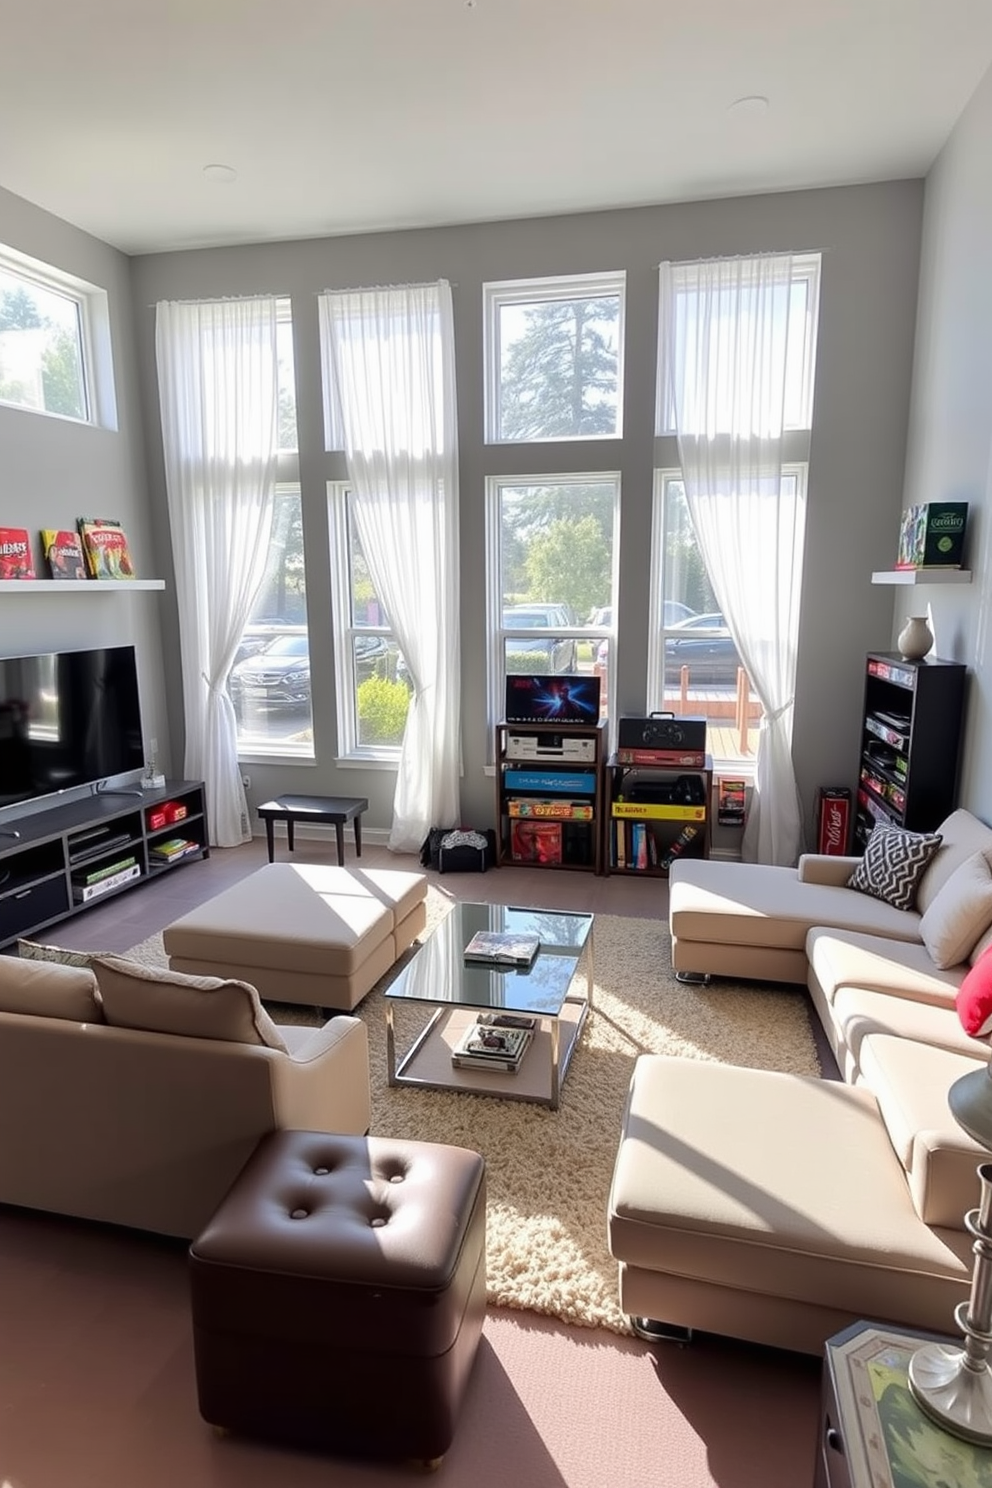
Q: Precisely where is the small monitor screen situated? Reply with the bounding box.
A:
[504,674,601,725]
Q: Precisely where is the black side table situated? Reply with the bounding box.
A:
[817,1319,992,1487]
[257,794,369,867]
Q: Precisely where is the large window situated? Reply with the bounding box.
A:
[647,469,805,765]
[650,253,821,773]
[484,272,625,443]
[228,484,313,758]
[487,475,619,728]
[328,483,412,759]
[0,245,114,425]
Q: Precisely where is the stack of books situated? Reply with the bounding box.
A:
[71,854,141,903]
[451,1014,536,1073]
[150,837,199,865]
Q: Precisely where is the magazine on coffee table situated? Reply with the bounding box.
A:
[463,930,540,967]
[451,1019,533,1072]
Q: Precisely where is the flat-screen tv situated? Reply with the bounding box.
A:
[505,674,601,726]
[0,645,144,810]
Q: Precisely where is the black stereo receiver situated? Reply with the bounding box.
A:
[618,714,708,751]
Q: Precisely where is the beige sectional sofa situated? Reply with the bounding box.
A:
[0,952,370,1239]
[608,808,992,1353]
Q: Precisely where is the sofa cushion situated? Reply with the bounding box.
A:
[806,927,963,1009]
[829,986,987,1080]
[670,860,923,954]
[857,1033,987,1229]
[91,956,288,1051]
[0,955,103,1022]
[917,809,992,915]
[919,851,992,970]
[847,825,943,912]
[956,949,992,1038]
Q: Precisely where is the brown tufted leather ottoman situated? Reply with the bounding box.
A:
[188,1129,487,1464]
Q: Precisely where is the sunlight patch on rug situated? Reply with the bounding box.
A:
[128,890,819,1334]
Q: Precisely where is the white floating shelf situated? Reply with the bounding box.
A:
[0,578,165,592]
[871,569,972,586]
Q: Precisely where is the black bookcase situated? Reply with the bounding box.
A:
[854,652,966,850]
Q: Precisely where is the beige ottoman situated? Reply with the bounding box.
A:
[163,863,428,1011]
[607,1055,971,1355]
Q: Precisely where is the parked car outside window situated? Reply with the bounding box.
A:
[503,605,578,673]
[663,612,742,686]
[229,631,310,712]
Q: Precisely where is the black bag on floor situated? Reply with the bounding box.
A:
[421,827,496,873]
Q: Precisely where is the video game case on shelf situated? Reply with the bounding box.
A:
[40,528,87,580]
[76,517,136,580]
[73,863,142,902]
[507,799,593,819]
[71,853,138,887]
[0,527,35,579]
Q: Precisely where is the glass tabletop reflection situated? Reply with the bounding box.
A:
[385,902,593,1018]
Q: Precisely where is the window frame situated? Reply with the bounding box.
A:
[231,479,315,765]
[483,270,627,445]
[0,243,116,428]
[327,481,405,766]
[647,464,808,775]
[655,252,821,438]
[485,471,620,743]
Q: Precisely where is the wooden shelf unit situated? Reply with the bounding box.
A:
[604,753,713,877]
[494,720,607,874]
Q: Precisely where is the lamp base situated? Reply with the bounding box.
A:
[908,1342,992,1445]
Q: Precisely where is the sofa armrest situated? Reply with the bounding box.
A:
[797,854,861,886]
[270,1015,370,1135]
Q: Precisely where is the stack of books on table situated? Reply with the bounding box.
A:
[71,854,141,903]
[150,837,199,865]
[451,1014,536,1073]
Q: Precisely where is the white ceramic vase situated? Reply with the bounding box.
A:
[897,615,934,661]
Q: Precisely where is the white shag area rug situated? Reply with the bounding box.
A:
[128,890,819,1335]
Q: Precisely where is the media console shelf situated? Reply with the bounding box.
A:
[0,779,208,949]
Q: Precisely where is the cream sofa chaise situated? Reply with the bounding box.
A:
[0,952,370,1240]
[608,808,992,1354]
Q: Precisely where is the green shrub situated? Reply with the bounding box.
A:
[357,674,410,745]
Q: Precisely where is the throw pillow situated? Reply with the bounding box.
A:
[846,825,943,912]
[957,949,992,1038]
[91,955,288,1051]
[0,955,103,1022]
[920,850,992,970]
[18,938,109,968]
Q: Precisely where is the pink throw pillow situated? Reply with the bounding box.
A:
[956,949,992,1038]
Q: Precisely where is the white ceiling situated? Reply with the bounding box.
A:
[2,0,992,257]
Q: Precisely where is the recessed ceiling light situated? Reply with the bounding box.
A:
[202,163,237,184]
[727,95,770,118]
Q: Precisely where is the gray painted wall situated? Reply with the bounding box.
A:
[2,177,927,847]
[0,184,169,806]
[900,61,992,825]
[128,181,923,845]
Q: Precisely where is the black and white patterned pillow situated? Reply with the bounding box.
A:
[847,825,943,912]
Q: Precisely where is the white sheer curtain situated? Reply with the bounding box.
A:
[318,280,461,853]
[154,297,279,847]
[658,255,809,866]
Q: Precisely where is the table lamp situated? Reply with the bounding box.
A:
[908,958,992,1444]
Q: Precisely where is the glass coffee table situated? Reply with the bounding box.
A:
[385,903,594,1109]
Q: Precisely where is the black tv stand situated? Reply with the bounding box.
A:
[93,786,145,800]
[0,780,209,950]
